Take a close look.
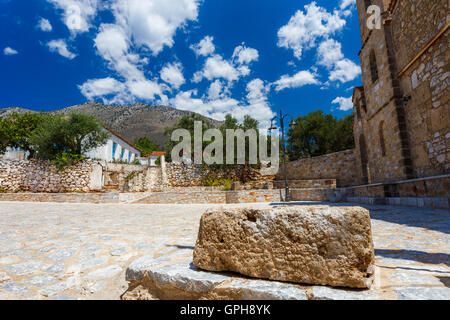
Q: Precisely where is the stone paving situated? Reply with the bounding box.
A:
[0,201,449,300]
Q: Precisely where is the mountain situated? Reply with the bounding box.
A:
[0,102,221,148]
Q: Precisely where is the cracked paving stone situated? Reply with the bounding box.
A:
[24,275,58,287]
[47,248,77,262]
[86,265,122,281]
[109,248,127,256]
[395,287,450,300]
[312,286,380,300]
[51,294,74,300]
[0,283,29,295]
[46,263,65,274]
[0,272,11,283]
[389,271,443,286]
[79,256,109,270]
[39,281,73,297]
[5,260,48,276]
[0,256,20,265]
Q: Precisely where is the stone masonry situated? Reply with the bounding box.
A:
[0,159,102,193]
[353,0,449,184]
[276,149,357,187]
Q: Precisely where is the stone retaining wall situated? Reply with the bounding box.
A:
[273,179,337,189]
[104,163,163,192]
[165,163,274,187]
[0,159,102,193]
[135,190,227,204]
[0,192,119,204]
[276,150,358,187]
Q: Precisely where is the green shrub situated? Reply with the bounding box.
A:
[51,152,85,171]
[202,178,233,191]
[125,172,136,182]
[0,187,7,193]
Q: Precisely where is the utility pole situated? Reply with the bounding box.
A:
[269,110,295,202]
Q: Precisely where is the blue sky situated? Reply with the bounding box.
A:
[0,0,361,128]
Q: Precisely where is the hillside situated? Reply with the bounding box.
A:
[0,103,221,148]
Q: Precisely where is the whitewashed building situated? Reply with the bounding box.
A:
[84,127,141,163]
[1,126,141,163]
[1,147,29,160]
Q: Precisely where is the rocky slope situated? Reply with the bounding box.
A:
[0,103,220,148]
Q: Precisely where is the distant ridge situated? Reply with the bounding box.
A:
[0,102,221,148]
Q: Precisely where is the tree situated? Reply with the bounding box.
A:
[29,113,109,169]
[164,114,214,162]
[0,112,45,155]
[134,136,159,157]
[335,113,355,152]
[287,110,355,161]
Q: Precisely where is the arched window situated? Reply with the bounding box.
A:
[379,121,386,156]
[369,50,379,83]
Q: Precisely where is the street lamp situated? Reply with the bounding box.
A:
[268,109,296,202]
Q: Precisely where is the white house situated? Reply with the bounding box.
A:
[84,126,141,163]
[1,126,141,163]
[1,147,29,160]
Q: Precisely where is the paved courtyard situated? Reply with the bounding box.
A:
[0,201,449,300]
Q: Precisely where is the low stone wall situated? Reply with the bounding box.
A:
[165,163,274,188]
[291,188,344,202]
[104,163,163,192]
[276,150,358,187]
[0,192,119,204]
[226,190,283,203]
[273,179,337,189]
[0,159,102,193]
[344,175,450,198]
[135,190,227,204]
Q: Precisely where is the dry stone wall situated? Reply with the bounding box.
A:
[276,150,358,187]
[0,159,102,193]
[165,163,274,188]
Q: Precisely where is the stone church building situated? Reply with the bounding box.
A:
[352,0,448,189]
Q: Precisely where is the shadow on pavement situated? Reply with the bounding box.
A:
[375,249,450,267]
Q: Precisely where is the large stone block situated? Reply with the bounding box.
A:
[193,205,375,288]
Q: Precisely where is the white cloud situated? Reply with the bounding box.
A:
[111,0,199,55]
[340,0,356,10]
[232,44,259,65]
[47,0,99,33]
[329,58,361,83]
[273,70,320,91]
[3,47,18,55]
[317,39,344,68]
[207,80,229,100]
[170,78,275,130]
[79,0,199,104]
[190,36,215,57]
[192,43,259,84]
[170,89,213,115]
[94,24,140,80]
[193,54,240,83]
[128,79,165,101]
[277,2,346,60]
[38,18,53,32]
[47,39,77,59]
[79,77,126,100]
[332,96,353,111]
[317,39,361,83]
[160,62,185,89]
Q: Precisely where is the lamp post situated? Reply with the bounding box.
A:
[269,110,295,202]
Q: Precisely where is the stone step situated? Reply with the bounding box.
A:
[273,179,337,189]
